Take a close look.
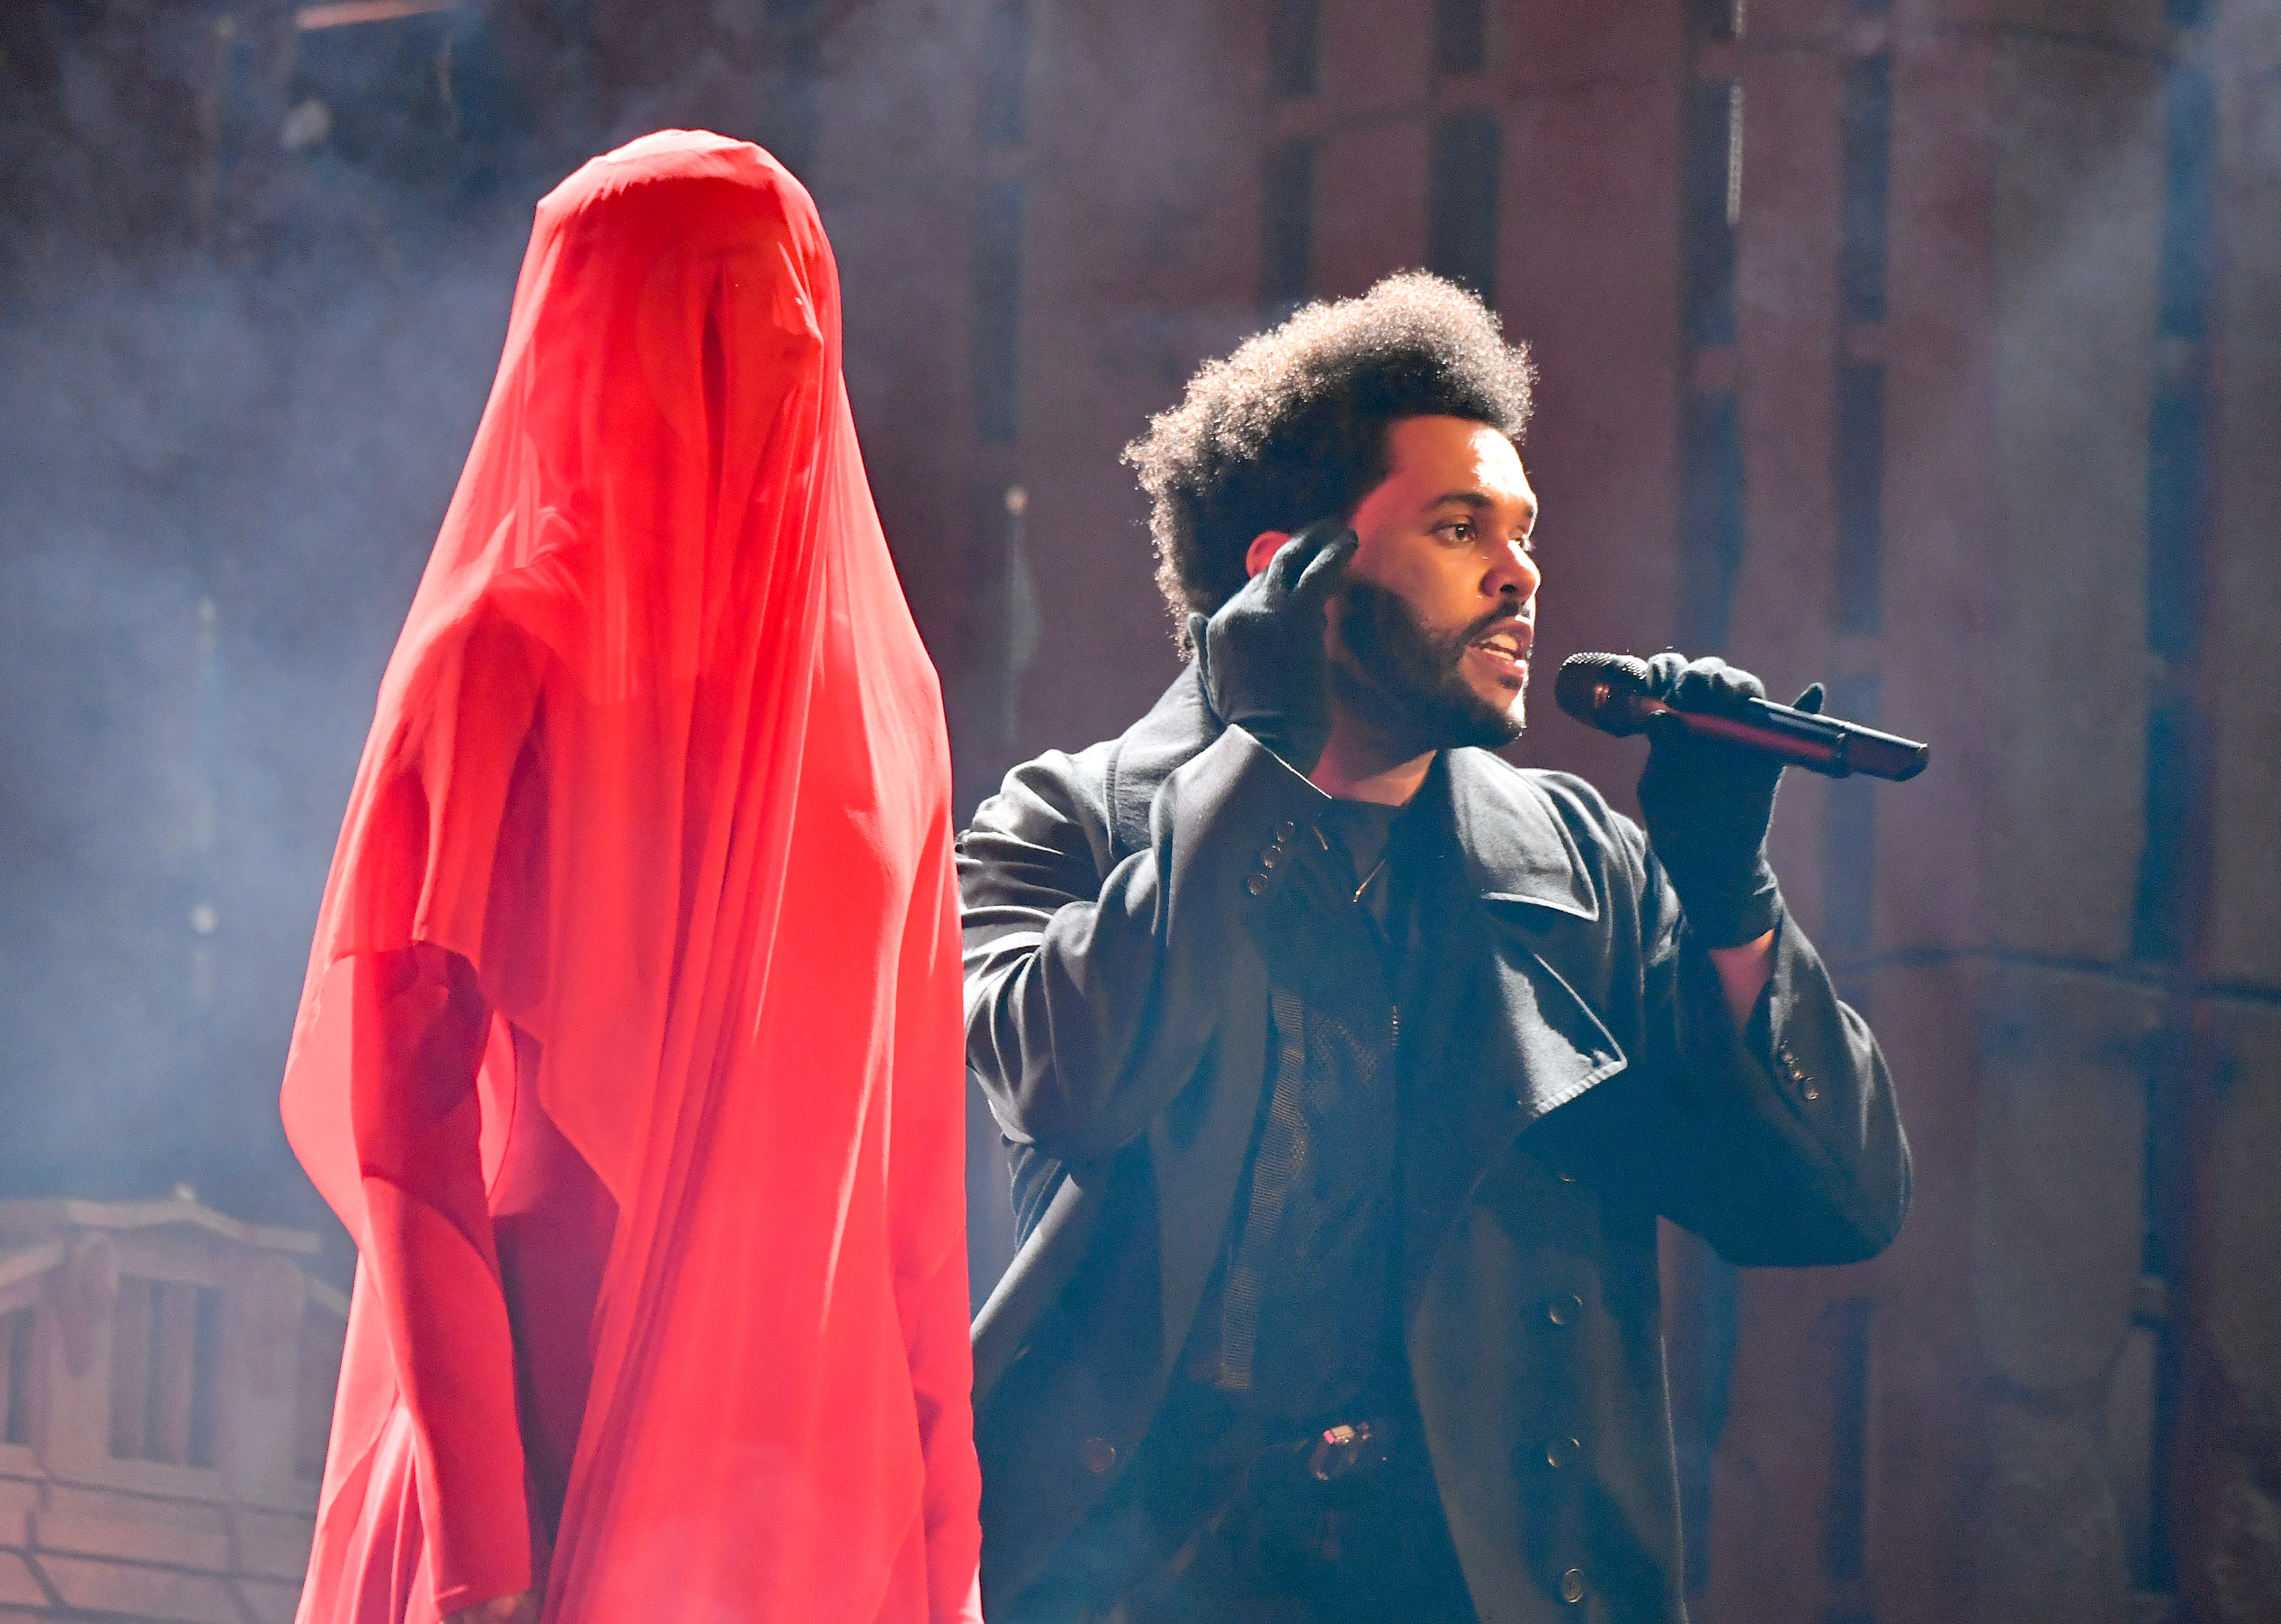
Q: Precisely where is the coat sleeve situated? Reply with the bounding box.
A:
[958,722,1327,1164]
[1622,814,1911,1266]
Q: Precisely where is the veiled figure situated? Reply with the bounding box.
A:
[281,130,982,1624]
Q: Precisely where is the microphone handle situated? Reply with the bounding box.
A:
[1639,696,1930,781]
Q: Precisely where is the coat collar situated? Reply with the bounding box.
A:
[1105,664,1219,858]
[1111,665,1599,922]
[1443,748,1601,921]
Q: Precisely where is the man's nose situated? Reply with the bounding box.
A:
[1483,538,1541,602]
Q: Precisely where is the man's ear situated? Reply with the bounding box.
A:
[1244,530,1290,579]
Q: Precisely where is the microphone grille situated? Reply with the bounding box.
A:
[1555,652,1653,735]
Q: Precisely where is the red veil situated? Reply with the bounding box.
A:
[282,132,980,1623]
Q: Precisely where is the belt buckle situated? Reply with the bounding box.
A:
[1308,1419,1392,1483]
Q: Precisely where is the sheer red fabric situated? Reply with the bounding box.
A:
[282,131,981,1624]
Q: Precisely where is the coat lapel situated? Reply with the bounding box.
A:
[1105,667,1276,1390]
[1401,752,1629,1308]
[1447,749,1625,1122]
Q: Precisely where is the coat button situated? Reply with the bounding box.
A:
[1802,1082,1821,1101]
[1082,1436,1118,1474]
[1546,1436,1580,1468]
[1560,1567,1586,1603]
[1260,847,1282,869]
[1547,1293,1582,1326]
[1275,820,1297,842]
[1246,874,1269,896]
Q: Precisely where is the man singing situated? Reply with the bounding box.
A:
[959,273,1909,1623]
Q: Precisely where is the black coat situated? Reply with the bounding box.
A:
[959,668,1910,1623]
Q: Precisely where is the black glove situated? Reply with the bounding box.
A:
[1634,653,1825,947]
[1187,518,1358,776]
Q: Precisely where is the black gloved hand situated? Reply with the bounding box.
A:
[1187,517,1358,777]
[1634,653,1826,947]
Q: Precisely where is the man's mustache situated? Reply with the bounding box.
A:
[1341,582,1530,660]
[1458,603,1531,648]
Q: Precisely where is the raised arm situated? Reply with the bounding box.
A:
[960,721,1324,1164]
[961,524,1352,1165]
[1640,873,1911,1265]
[1604,654,1911,1264]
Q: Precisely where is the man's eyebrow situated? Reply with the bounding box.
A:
[1424,489,1540,527]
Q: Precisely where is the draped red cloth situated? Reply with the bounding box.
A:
[281,131,981,1624]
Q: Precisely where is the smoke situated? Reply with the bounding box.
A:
[0,5,548,1257]
[0,0,1023,1266]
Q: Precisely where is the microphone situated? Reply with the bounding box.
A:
[1555,652,1929,782]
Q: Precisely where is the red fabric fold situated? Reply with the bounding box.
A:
[283,130,981,1624]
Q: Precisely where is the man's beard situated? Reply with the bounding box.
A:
[1330,580,1527,755]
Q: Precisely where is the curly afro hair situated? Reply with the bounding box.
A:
[1123,271,1536,638]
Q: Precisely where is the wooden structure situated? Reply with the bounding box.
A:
[0,1197,342,1624]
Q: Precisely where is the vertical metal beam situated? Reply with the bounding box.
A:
[1668,6,1750,1603]
[1261,137,1317,319]
[2137,7,2229,1615]
[1427,110,1500,307]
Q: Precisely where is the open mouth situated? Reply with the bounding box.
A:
[1467,626,1532,677]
